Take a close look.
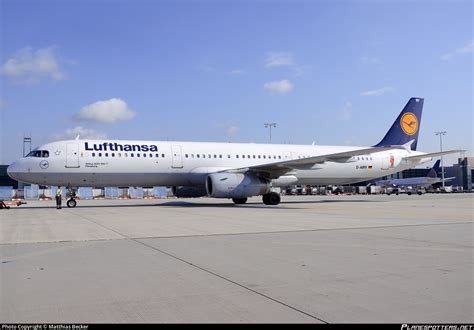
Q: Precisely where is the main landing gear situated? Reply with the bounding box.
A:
[66,187,78,208]
[262,192,281,205]
[232,197,248,204]
[231,192,281,206]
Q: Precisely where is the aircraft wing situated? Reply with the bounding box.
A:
[403,150,464,160]
[221,145,407,179]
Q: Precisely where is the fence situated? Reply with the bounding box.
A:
[24,185,40,200]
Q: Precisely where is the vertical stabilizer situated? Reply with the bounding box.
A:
[374,97,423,150]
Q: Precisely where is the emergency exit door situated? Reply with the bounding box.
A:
[171,145,183,168]
[66,143,80,168]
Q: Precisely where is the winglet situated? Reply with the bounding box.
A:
[75,135,80,140]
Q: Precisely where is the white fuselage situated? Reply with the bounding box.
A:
[7,139,430,188]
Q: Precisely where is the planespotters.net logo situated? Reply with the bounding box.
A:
[402,325,474,330]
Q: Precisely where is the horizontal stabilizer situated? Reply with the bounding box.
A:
[403,150,465,161]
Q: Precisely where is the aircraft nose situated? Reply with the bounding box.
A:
[7,162,20,181]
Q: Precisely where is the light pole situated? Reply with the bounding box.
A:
[435,131,447,189]
[264,123,276,144]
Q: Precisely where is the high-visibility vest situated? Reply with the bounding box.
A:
[56,190,62,197]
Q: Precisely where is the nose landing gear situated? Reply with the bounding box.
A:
[66,187,78,208]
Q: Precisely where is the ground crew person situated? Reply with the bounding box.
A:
[56,186,62,209]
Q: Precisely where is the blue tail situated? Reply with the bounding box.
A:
[427,160,441,178]
[374,97,424,150]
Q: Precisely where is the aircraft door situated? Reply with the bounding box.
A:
[66,143,80,168]
[171,145,183,168]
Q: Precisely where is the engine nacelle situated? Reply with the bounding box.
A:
[172,186,207,198]
[205,173,270,198]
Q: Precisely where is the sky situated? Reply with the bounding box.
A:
[0,0,472,166]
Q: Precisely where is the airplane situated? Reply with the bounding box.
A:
[7,97,462,207]
[375,159,456,193]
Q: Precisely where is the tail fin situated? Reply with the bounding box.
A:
[427,160,441,178]
[374,97,423,150]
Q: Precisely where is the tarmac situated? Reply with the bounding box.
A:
[0,194,473,323]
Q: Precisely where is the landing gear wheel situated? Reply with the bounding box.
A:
[262,192,281,205]
[67,199,77,208]
[232,197,248,205]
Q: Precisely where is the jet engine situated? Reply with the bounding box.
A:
[172,186,207,198]
[205,173,270,198]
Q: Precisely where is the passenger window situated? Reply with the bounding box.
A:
[131,153,134,157]
[191,154,194,158]
[258,155,261,159]
[253,155,256,159]
[208,154,211,158]
[197,154,200,158]
[236,155,239,158]
[219,155,222,158]
[92,153,95,157]
[162,154,165,158]
[137,154,140,157]
[263,156,266,159]
[278,156,281,159]
[143,154,146,157]
[111,153,115,157]
[214,155,217,158]
[105,153,109,157]
[149,153,152,158]
[118,153,121,157]
[98,153,102,157]
[227,155,230,158]
[185,154,188,158]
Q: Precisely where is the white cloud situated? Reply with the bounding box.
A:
[360,56,380,64]
[226,126,239,136]
[52,126,108,141]
[1,46,66,84]
[265,52,294,68]
[75,98,136,124]
[361,86,395,96]
[441,40,474,61]
[199,65,216,72]
[338,102,353,121]
[264,80,294,94]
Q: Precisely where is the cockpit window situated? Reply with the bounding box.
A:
[26,150,49,158]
